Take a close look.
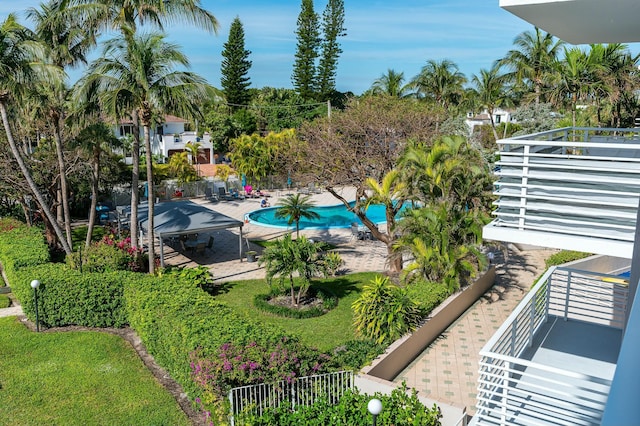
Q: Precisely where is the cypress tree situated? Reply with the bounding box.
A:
[317,0,346,100]
[221,17,252,110]
[292,0,320,101]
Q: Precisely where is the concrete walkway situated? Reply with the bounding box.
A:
[393,246,555,415]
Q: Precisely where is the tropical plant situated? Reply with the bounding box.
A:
[499,27,564,105]
[167,152,197,183]
[369,69,411,98]
[470,63,513,141]
[0,14,71,254]
[78,31,209,273]
[410,59,467,110]
[258,234,330,306]
[274,193,320,238]
[352,275,422,344]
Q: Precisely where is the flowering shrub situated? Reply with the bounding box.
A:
[190,338,332,423]
[66,235,156,272]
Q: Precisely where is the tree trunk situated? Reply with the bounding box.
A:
[0,99,72,254]
[129,111,141,249]
[143,123,155,274]
[85,147,101,248]
[53,116,73,248]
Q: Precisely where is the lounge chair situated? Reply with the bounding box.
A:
[218,187,235,201]
[350,223,366,241]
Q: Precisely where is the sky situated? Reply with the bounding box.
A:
[2,0,638,95]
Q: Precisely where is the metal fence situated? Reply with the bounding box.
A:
[228,370,354,425]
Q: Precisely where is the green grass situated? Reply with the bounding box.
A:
[0,317,190,426]
[215,272,379,352]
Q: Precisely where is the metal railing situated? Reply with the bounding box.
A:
[474,266,628,425]
[228,370,354,425]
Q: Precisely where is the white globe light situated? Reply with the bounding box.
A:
[368,398,383,416]
[30,279,40,289]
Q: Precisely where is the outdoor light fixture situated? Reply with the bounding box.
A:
[367,398,383,426]
[30,279,40,332]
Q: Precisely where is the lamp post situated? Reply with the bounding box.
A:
[368,398,382,426]
[30,279,40,332]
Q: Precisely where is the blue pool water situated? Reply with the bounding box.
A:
[248,201,410,230]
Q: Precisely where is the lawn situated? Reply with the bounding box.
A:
[215,271,379,352]
[0,317,190,426]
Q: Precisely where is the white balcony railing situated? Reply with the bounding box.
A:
[483,127,640,259]
[474,266,628,426]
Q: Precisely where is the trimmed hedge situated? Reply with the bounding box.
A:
[0,294,9,308]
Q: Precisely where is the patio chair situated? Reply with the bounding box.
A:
[350,223,365,241]
[195,242,206,255]
[218,187,235,201]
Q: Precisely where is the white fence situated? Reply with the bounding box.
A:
[228,370,354,425]
[474,267,628,425]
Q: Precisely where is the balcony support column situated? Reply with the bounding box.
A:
[625,194,640,330]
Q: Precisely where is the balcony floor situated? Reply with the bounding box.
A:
[476,317,621,426]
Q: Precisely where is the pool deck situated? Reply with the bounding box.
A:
[163,187,390,282]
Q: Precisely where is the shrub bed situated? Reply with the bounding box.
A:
[0,293,10,308]
[253,285,338,319]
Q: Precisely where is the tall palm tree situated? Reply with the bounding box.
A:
[409,59,467,109]
[70,0,219,253]
[549,47,606,130]
[27,0,98,249]
[0,14,72,254]
[79,31,209,273]
[500,27,564,105]
[470,63,513,141]
[274,193,319,238]
[369,69,411,98]
[185,141,204,177]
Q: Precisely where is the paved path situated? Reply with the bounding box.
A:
[393,246,555,415]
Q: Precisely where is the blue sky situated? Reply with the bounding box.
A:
[2,1,636,95]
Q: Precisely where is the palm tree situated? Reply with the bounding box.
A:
[500,27,564,105]
[72,122,120,247]
[27,0,98,249]
[185,141,204,176]
[409,59,467,109]
[71,0,219,254]
[369,69,411,98]
[0,14,72,254]
[470,63,513,141]
[274,193,320,238]
[549,47,606,130]
[79,31,209,273]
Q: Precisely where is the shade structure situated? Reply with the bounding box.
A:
[125,200,244,266]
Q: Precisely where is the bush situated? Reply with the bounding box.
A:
[66,236,149,273]
[328,339,386,370]
[352,275,423,344]
[244,382,442,426]
[406,280,451,314]
[11,263,128,328]
[0,294,10,308]
[545,250,591,267]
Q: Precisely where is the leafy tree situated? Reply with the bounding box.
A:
[510,102,559,135]
[352,275,422,344]
[0,14,72,254]
[274,193,320,238]
[316,0,345,100]
[167,151,197,183]
[500,27,564,105]
[220,17,252,110]
[251,87,322,132]
[295,95,439,272]
[292,0,320,100]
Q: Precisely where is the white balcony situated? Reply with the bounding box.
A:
[483,127,640,259]
[472,267,627,426]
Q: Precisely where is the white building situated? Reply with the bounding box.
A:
[465,108,514,134]
[471,1,640,425]
[115,114,215,165]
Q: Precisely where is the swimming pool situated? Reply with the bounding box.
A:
[247,201,410,230]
